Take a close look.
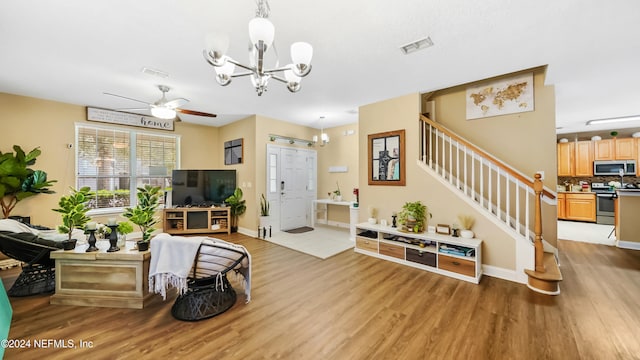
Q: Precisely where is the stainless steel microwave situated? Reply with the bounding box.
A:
[593,160,636,176]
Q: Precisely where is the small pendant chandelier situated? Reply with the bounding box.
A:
[203,0,313,96]
[313,116,329,146]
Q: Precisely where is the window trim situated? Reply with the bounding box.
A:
[75,122,180,215]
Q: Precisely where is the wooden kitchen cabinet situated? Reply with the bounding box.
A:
[557,142,574,176]
[594,138,636,160]
[574,140,593,176]
[615,138,636,160]
[565,193,596,222]
[557,193,566,219]
[594,139,614,160]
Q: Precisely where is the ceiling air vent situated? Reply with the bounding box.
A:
[400,37,434,55]
[141,67,169,78]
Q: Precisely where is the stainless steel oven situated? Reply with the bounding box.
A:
[591,182,615,225]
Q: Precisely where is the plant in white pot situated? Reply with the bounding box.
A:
[259,193,269,229]
[457,214,475,238]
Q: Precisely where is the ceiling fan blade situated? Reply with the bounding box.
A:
[176,108,217,117]
[164,98,189,109]
[104,92,151,105]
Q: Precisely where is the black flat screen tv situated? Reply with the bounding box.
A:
[171,169,236,207]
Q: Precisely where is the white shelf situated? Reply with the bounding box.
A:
[354,222,482,284]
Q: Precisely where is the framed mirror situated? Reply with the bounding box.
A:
[224,138,243,165]
[368,129,405,186]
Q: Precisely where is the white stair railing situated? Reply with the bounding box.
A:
[419,115,555,241]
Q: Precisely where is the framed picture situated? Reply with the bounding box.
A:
[436,224,451,235]
[224,138,243,165]
[368,129,405,186]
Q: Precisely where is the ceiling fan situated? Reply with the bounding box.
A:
[104,85,217,121]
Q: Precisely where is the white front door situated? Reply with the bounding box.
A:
[266,145,316,231]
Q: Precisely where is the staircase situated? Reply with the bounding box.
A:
[418,115,562,294]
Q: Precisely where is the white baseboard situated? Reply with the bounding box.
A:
[482,265,525,284]
[617,240,640,251]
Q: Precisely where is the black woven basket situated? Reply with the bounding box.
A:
[8,264,55,297]
[171,275,237,321]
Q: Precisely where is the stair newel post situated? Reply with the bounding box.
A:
[533,173,545,273]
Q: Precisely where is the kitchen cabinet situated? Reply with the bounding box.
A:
[564,193,596,222]
[615,138,636,159]
[594,138,636,160]
[557,142,574,176]
[557,193,566,219]
[574,140,593,176]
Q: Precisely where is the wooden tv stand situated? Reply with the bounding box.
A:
[163,207,231,235]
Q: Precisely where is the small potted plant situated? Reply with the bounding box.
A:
[122,185,161,251]
[52,186,94,250]
[117,221,134,248]
[397,201,431,233]
[457,215,475,238]
[259,193,269,229]
[333,182,342,201]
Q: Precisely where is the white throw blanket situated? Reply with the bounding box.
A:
[148,233,252,303]
[148,233,202,300]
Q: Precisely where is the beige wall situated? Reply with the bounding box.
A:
[0,92,218,228]
[358,68,557,270]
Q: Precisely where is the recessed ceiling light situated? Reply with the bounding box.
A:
[400,37,434,55]
[141,67,169,78]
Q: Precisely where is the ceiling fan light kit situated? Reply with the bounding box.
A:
[203,0,313,96]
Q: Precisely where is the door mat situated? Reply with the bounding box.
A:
[284,226,314,234]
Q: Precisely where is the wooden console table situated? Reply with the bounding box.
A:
[50,241,151,309]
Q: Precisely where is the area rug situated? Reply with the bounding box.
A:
[284,226,314,234]
[264,226,353,260]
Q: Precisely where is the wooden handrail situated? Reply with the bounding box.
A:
[420,115,556,200]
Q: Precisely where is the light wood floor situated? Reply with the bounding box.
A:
[2,234,639,360]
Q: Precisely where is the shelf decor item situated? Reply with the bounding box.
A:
[458,214,475,239]
[397,201,430,233]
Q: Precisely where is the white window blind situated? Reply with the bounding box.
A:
[76,124,179,211]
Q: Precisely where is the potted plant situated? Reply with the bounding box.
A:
[397,201,431,233]
[52,186,94,249]
[122,185,161,251]
[225,187,246,233]
[259,193,269,229]
[333,182,342,201]
[117,221,134,247]
[1,145,57,219]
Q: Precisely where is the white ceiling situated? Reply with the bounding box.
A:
[1,0,639,133]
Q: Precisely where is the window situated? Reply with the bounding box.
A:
[76,124,179,212]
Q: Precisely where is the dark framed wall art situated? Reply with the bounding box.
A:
[224,138,243,165]
[368,129,405,186]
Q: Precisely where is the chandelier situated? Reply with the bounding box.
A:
[203,0,313,96]
[312,116,329,146]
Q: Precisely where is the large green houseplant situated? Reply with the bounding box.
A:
[52,186,94,242]
[225,187,246,233]
[122,185,161,246]
[397,200,431,233]
[0,145,57,218]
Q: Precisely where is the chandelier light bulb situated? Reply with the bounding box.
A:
[249,18,275,49]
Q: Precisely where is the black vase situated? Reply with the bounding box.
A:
[107,224,120,252]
